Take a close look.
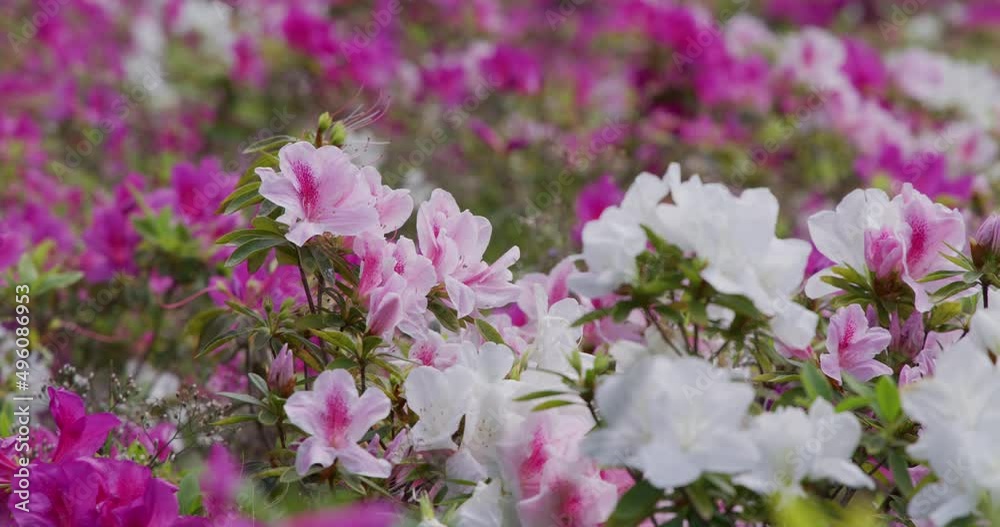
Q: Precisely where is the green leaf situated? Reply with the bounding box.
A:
[251,467,289,480]
[211,414,258,426]
[531,400,577,412]
[841,373,874,399]
[225,235,287,267]
[930,280,975,302]
[572,307,613,327]
[242,134,298,154]
[362,335,384,354]
[246,249,268,274]
[641,225,674,256]
[927,301,963,328]
[177,472,202,516]
[428,299,462,332]
[800,363,834,403]
[218,181,263,215]
[685,484,715,520]
[215,228,272,245]
[887,448,914,497]
[195,328,250,358]
[224,237,287,268]
[312,329,357,352]
[279,467,303,483]
[248,372,269,396]
[475,319,506,345]
[295,312,343,331]
[835,395,870,413]
[257,409,279,426]
[874,376,901,422]
[918,269,964,283]
[251,216,286,234]
[217,392,265,408]
[288,344,325,374]
[713,294,761,318]
[514,390,571,401]
[605,479,663,527]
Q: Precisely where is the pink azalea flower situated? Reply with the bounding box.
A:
[864,227,904,281]
[48,387,121,463]
[359,165,413,234]
[354,234,436,338]
[285,370,393,478]
[820,305,892,383]
[807,184,966,313]
[498,413,617,527]
[894,184,967,311]
[408,332,461,370]
[416,189,520,318]
[256,142,380,246]
[268,344,296,397]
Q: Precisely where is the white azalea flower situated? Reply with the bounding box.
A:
[455,480,518,527]
[568,166,674,298]
[805,188,893,298]
[404,341,517,452]
[523,285,586,376]
[656,170,818,348]
[902,343,1000,524]
[734,399,873,496]
[584,355,759,488]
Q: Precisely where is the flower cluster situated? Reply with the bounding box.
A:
[3,1,1000,526]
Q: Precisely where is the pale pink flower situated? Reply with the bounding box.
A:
[498,413,617,527]
[820,304,892,383]
[807,184,966,312]
[354,234,436,338]
[268,344,296,397]
[360,165,414,233]
[256,141,380,246]
[285,370,392,477]
[417,189,520,317]
[409,331,461,369]
[895,184,967,311]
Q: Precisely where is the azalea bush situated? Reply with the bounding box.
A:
[4,1,1000,526]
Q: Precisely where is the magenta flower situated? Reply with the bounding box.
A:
[285,370,392,477]
[479,44,541,95]
[12,458,192,527]
[256,142,380,246]
[48,387,121,463]
[79,203,141,282]
[820,305,892,383]
[210,259,305,309]
[573,175,624,243]
[201,444,243,522]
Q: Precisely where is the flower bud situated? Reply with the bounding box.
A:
[864,228,903,281]
[972,214,1000,267]
[267,344,295,397]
